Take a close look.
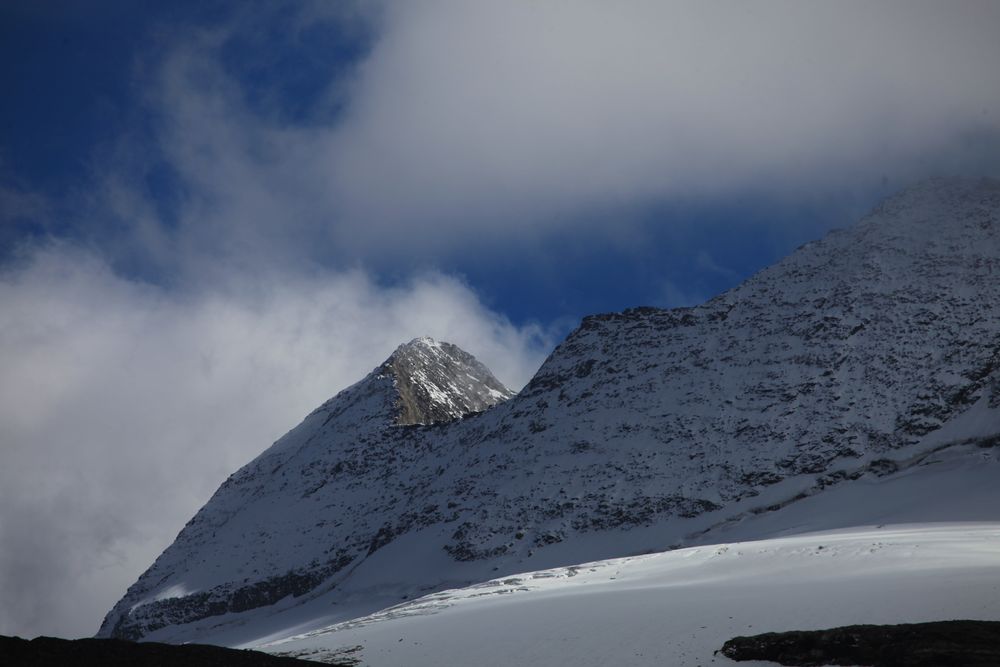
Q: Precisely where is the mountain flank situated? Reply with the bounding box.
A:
[99,178,1000,646]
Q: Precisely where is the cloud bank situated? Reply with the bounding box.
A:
[0,246,550,638]
[85,1,1000,271]
[327,0,1000,246]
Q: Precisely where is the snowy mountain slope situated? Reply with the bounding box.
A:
[677,396,1000,547]
[259,523,1000,667]
[99,178,1000,644]
[97,337,515,641]
[149,416,1000,652]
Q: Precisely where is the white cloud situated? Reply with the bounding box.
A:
[0,243,551,638]
[95,1,1000,269]
[323,0,1000,248]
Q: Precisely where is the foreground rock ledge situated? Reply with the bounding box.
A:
[720,620,1000,666]
[0,635,341,667]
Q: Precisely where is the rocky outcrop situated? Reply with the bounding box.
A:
[720,620,1000,666]
[0,634,337,666]
[385,337,514,425]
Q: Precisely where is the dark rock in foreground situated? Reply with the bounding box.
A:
[0,634,339,667]
[719,620,1000,666]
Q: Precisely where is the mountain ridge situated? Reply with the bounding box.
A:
[99,177,1000,645]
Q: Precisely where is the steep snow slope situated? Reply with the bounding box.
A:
[259,523,1000,667]
[100,178,1000,644]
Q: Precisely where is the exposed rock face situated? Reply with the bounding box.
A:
[719,620,1000,666]
[99,178,1000,644]
[0,634,337,667]
[385,337,514,425]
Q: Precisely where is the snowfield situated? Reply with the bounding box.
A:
[260,523,1000,667]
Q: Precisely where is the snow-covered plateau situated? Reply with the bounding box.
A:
[99,178,1000,663]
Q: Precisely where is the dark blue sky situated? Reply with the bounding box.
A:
[0,1,896,329]
[1,3,222,188]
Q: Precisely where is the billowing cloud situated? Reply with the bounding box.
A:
[326,1,1000,247]
[0,244,551,638]
[110,1,1000,265]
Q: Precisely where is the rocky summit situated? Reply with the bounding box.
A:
[99,178,1000,646]
[385,337,514,425]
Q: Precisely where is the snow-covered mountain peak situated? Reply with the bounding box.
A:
[299,336,513,434]
[382,336,514,425]
[398,335,438,348]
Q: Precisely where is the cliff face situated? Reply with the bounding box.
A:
[100,178,1000,644]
